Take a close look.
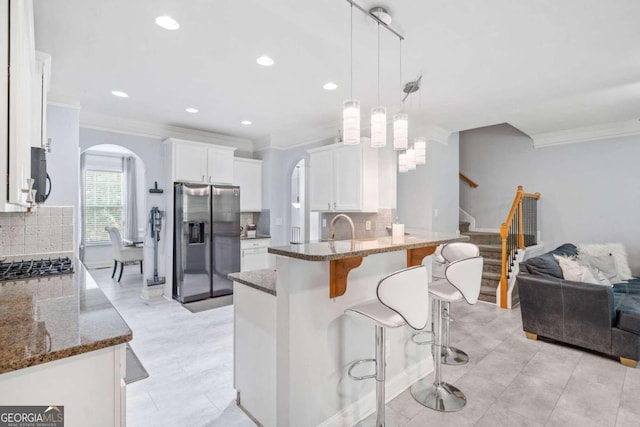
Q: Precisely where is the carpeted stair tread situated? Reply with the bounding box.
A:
[482,271,501,281]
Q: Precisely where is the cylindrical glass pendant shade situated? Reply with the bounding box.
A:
[406,147,416,170]
[343,99,361,145]
[370,106,387,148]
[398,152,408,173]
[393,113,408,150]
[414,137,426,165]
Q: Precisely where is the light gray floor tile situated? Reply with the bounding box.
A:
[571,352,627,390]
[475,401,544,427]
[354,405,411,427]
[518,350,578,388]
[388,388,427,420]
[547,377,620,427]
[492,373,562,423]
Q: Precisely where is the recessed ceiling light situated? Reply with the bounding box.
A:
[155,15,180,30]
[256,55,274,66]
[323,82,338,91]
[241,120,252,125]
[185,107,198,113]
[111,90,129,98]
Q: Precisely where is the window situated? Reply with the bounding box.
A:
[84,168,123,244]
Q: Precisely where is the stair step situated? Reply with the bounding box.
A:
[484,258,502,274]
[477,244,502,260]
[461,231,502,245]
[482,271,501,281]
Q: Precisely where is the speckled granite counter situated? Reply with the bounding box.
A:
[268,231,469,261]
[0,259,132,374]
[229,269,276,296]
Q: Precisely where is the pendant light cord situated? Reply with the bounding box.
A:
[399,38,403,109]
[377,23,380,105]
[350,4,353,99]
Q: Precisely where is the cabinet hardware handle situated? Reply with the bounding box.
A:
[327,203,331,210]
[209,176,212,182]
[333,202,336,209]
[202,175,205,182]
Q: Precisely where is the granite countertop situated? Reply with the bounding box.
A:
[240,235,271,240]
[268,231,469,261]
[0,258,132,374]
[229,269,276,296]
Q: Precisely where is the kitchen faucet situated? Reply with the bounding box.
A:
[329,214,355,242]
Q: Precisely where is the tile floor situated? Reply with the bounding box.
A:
[92,267,640,427]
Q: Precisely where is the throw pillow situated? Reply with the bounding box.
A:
[554,255,599,284]
[577,243,633,280]
[577,253,622,283]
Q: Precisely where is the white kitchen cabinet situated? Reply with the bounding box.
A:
[170,139,236,184]
[233,158,262,212]
[31,52,51,148]
[0,0,37,211]
[308,139,378,212]
[241,238,271,271]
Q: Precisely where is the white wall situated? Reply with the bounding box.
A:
[397,133,460,232]
[46,105,81,246]
[460,123,640,273]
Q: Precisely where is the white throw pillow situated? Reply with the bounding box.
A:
[577,243,632,280]
[554,255,600,284]
[577,253,622,283]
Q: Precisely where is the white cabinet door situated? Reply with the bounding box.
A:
[233,158,262,212]
[309,149,334,211]
[207,147,234,184]
[334,144,362,211]
[31,52,50,148]
[174,144,207,183]
[242,248,269,271]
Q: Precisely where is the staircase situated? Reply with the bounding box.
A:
[459,224,504,304]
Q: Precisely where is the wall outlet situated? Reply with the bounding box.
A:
[365,220,371,231]
[322,219,326,227]
[434,209,438,217]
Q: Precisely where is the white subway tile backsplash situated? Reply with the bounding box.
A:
[0,206,75,258]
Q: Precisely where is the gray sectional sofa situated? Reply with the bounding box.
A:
[517,243,640,367]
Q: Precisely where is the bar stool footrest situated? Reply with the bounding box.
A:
[410,330,434,345]
[347,358,377,381]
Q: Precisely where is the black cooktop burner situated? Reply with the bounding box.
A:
[0,257,74,282]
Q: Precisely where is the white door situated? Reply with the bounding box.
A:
[207,147,234,184]
[334,144,362,211]
[234,159,262,212]
[309,149,334,211]
[174,144,207,183]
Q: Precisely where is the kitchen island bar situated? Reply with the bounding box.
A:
[233,232,467,427]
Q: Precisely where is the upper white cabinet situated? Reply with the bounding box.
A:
[0,0,38,211]
[168,139,236,184]
[233,158,262,212]
[308,139,378,212]
[31,51,51,149]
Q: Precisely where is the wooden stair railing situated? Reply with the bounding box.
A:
[499,185,541,308]
[459,173,478,188]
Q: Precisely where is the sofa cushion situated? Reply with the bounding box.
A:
[522,243,578,279]
[614,279,640,335]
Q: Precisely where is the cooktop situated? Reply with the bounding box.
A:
[0,257,74,282]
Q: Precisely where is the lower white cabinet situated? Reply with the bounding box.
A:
[241,238,271,271]
[0,344,126,427]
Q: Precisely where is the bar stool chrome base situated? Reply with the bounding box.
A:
[441,346,469,365]
[410,379,467,412]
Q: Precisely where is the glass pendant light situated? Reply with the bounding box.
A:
[398,152,408,173]
[414,137,426,165]
[371,23,386,148]
[406,147,416,170]
[393,39,408,150]
[343,4,360,145]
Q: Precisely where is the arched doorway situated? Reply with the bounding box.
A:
[79,144,147,280]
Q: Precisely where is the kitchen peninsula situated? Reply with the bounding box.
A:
[232,231,467,427]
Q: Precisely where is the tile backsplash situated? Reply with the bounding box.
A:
[321,208,396,241]
[0,206,74,257]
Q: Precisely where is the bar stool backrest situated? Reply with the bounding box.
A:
[377,265,429,330]
[441,242,480,263]
[444,256,484,305]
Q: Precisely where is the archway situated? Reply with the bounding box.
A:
[79,144,147,280]
[290,159,305,243]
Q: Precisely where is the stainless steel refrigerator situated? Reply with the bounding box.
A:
[173,183,241,303]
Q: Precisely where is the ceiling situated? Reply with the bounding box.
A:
[33,0,640,148]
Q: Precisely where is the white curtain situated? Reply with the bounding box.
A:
[123,157,138,241]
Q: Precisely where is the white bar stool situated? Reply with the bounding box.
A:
[345,265,430,427]
[436,242,479,365]
[411,256,483,412]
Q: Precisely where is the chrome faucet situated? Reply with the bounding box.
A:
[329,214,355,242]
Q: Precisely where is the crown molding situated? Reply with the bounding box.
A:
[530,119,640,148]
[79,111,253,152]
[423,124,452,146]
[47,92,82,110]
